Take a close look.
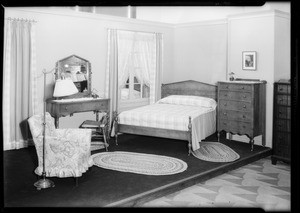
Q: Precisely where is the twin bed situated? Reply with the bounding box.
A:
[112,80,218,155]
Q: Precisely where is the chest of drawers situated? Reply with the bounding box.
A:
[217,80,266,151]
[271,81,291,165]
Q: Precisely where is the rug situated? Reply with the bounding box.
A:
[192,142,240,162]
[91,142,109,151]
[92,151,188,175]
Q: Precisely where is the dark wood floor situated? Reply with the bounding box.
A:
[3,133,271,207]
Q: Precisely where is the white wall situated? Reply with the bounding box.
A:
[227,10,290,147]
[4,7,174,128]
[170,20,227,85]
[274,12,291,81]
[136,2,290,24]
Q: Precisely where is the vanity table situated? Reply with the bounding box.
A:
[46,97,110,128]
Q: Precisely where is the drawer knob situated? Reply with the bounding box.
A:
[223,112,227,115]
[242,115,246,118]
[279,111,282,114]
[226,86,229,89]
[243,95,246,98]
[65,107,68,110]
[241,86,244,89]
[243,105,246,108]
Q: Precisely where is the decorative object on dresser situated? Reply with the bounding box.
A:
[217,79,267,151]
[271,79,291,165]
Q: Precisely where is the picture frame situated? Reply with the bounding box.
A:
[242,51,257,70]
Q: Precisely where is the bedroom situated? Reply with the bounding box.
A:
[2,1,294,210]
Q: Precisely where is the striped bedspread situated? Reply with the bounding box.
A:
[118,95,217,151]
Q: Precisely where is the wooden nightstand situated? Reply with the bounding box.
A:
[271,80,291,164]
[46,97,110,128]
[217,80,266,151]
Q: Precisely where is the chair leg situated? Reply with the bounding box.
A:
[75,177,78,187]
[102,127,108,151]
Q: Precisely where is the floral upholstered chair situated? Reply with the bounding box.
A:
[28,112,93,182]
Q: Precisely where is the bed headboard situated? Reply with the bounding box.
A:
[161,80,217,101]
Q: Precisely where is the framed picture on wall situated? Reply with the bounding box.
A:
[242,51,257,70]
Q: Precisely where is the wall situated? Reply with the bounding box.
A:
[170,20,228,85]
[136,2,290,24]
[227,10,290,147]
[4,7,174,128]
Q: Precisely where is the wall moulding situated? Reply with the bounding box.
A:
[227,9,290,21]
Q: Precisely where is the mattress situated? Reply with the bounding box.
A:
[118,103,216,151]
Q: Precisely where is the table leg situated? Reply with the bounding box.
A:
[54,117,59,128]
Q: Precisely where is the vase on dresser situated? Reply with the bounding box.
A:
[271,80,291,165]
[217,79,267,151]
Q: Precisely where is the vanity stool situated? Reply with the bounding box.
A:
[79,115,110,151]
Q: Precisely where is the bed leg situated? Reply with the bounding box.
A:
[188,116,192,156]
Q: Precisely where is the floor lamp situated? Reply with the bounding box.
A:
[34,68,78,190]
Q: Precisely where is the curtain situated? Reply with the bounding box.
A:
[116,31,135,88]
[133,32,156,88]
[105,29,118,130]
[3,18,37,150]
[105,29,163,113]
[154,33,163,103]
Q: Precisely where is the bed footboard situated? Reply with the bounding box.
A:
[113,110,193,155]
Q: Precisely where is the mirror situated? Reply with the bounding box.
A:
[55,55,91,97]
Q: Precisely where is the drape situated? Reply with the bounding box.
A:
[3,18,37,150]
[133,32,156,89]
[154,33,163,103]
[105,29,118,130]
[116,31,135,88]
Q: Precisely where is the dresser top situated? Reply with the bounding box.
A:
[218,80,266,84]
[47,97,109,103]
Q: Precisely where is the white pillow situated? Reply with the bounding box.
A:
[157,95,217,110]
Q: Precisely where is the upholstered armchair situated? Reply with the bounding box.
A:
[28,112,93,180]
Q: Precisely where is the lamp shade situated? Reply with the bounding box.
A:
[53,78,78,97]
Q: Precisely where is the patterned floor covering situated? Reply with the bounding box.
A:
[142,156,290,211]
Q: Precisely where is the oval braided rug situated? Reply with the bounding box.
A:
[192,142,240,162]
[92,151,188,175]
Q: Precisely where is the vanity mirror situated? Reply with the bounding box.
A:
[55,54,91,97]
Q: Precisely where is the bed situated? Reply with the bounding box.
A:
[112,80,218,155]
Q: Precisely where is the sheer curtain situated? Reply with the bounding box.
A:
[3,18,37,150]
[105,29,163,113]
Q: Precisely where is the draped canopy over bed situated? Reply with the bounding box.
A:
[113,80,218,155]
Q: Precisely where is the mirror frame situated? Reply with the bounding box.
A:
[55,54,92,97]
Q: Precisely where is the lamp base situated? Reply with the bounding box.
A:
[34,178,55,190]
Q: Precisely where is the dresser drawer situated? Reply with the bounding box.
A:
[219,110,253,122]
[276,95,291,106]
[218,119,253,135]
[273,133,291,157]
[275,119,291,132]
[219,83,252,91]
[277,84,291,94]
[219,100,252,112]
[276,106,291,119]
[219,91,252,102]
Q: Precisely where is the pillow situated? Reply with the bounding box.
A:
[157,95,217,110]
